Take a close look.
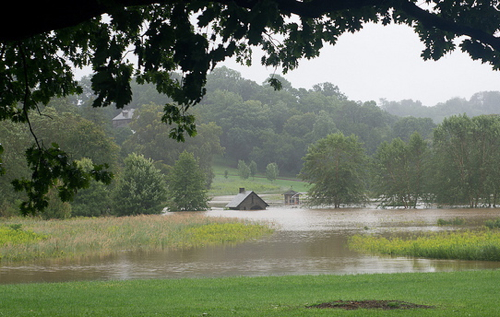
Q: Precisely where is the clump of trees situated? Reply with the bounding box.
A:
[0,100,218,218]
[300,133,367,208]
[302,114,500,208]
[372,133,429,208]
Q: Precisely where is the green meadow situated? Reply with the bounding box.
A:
[209,165,309,196]
[1,270,500,316]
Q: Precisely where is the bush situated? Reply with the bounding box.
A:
[72,158,112,217]
[485,218,500,229]
[437,218,466,226]
[266,162,279,181]
[238,160,250,179]
[112,153,167,216]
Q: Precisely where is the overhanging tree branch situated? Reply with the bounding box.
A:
[398,0,500,52]
[2,0,500,48]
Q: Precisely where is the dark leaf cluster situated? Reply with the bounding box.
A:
[11,144,112,216]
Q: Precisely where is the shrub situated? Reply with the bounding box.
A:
[437,218,466,226]
[485,218,500,229]
[113,153,167,216]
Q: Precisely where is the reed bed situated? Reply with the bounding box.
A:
[349,229,500,261]
[0,214,273,262]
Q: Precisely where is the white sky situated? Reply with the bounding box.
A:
[221,23,500,107]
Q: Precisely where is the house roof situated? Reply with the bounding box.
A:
[112,109,135,121]
[226,191,252,208]
[226,190,268,209]
[283,190,299,196]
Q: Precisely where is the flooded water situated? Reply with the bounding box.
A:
[2,207,500,284]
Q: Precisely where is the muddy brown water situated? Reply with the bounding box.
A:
[2,207,500,284]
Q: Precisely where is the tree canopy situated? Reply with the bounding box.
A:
[300,133,367,208]
[3,0,500,213]
[4,0,500,134]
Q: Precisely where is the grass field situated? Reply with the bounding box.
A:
[1,270,499,316]
[0,215,273,262]
[209,165,309,196]
[349,229,500,261]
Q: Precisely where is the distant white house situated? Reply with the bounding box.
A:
[112,109,135,128]
[226,188,269,210]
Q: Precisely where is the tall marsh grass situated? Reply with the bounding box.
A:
[349,229,500,261]
[0,214,273,262]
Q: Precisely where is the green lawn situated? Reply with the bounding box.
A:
[209,165,309,196]
[1,270,499,316]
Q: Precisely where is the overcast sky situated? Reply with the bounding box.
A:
[221,23,500,107]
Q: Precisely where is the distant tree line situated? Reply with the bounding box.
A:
[380,92,500,123]
[2,67,500,216]
[302,114,500,208]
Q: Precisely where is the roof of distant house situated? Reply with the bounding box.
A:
[226,188,269,209]
[112,109,135,121]
[226,190,252,209]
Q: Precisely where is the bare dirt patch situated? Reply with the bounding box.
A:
[306,300,434,310]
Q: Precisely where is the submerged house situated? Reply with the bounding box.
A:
[226,188,269,210]
[283,190,300,205]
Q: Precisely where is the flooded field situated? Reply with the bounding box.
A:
[2,207,500,284]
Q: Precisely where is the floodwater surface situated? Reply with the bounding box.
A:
[2,207,500,284]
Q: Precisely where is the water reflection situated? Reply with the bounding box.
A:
[2,207,500,284]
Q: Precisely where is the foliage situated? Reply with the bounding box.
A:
[184,222,273,245]
[122,103,223,186]
[300,133,367,208]
[392,116,436,141]
[0,225,47,247]
[167,151,209,211]
[349,230,500,261]
[71,158,112,217]
[40,186,73,220]
[113,153,167,216]
[237,160,250,179]
[0,215,271,262]
[0,144,3,176]
[249,160,258,178]
[11,143,112,216]
[485,218,500,229]
[382,92,500,120]
[432,114,500,207]
[0,107,115,215]
[265,162,279,182]
[372,132,429,208]
[437,218,466,226]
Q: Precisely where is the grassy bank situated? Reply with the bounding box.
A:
[209,165,309,196]
[349,229,500,261]
[0,215,273,262]
[1,270,500,316]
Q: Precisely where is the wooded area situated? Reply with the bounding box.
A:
[2,67,500,214]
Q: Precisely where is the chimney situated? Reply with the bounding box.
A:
[239,188,245,194]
